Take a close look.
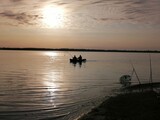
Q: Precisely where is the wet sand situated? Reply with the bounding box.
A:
[79,90,160,120]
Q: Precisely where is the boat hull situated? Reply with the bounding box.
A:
[70,59,86,63]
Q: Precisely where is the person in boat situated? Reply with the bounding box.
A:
[78,55,82,61]
[73,55,77,61]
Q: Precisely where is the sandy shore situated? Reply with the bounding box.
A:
[78,90,160,120]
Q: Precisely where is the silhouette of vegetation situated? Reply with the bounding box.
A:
[0,47,160,53]
[79,91,160,120]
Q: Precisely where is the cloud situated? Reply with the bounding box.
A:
[72,0,160,25]
[10,0,23,2]
[0,0,159,28]
[93,17,126,22]
[0,11,41,25]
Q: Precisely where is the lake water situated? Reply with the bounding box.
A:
[0,50,160,120]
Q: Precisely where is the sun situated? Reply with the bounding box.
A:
[42,5,65,28]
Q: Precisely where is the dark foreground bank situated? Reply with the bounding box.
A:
[79,91,160,120]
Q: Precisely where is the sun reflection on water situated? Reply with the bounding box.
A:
[44,51,59,62]
[41,53,62,104]
[43,72,60,105]
[45,51,58,57]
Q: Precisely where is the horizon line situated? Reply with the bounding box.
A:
[0,47,160,53]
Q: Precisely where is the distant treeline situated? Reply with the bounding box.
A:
[0,47,160,53]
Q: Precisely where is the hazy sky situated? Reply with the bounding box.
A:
[0,0,160,50]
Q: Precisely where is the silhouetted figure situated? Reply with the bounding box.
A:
[73,55,77,61]
[78,55,82,61]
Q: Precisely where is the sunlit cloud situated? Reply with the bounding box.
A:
[0,0,159,50]
[10,0,22,2]
[0,0,159,28]
[85,0,160,24]
[0,11,41,25]
[41,5,66,28]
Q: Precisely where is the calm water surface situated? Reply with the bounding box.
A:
[0,50,160,120]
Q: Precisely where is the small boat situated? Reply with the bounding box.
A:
[70,59,86,63]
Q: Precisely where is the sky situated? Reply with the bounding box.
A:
[0,0,160,50]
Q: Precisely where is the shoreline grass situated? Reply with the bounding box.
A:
[78,90,160,120]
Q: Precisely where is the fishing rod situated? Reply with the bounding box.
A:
[149,54,153,83]
[66,52,73,57]
[130,60,141,85]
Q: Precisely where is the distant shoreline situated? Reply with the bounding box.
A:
[0,47,160,53]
